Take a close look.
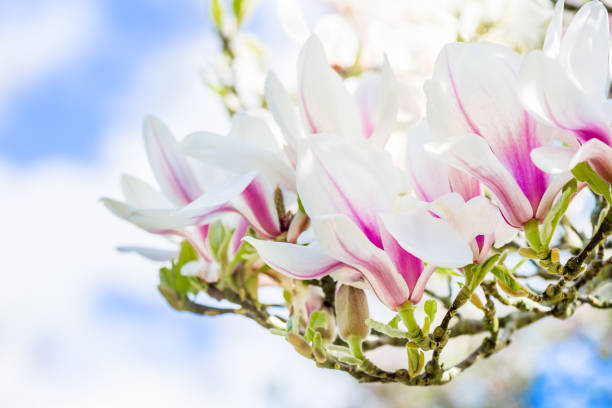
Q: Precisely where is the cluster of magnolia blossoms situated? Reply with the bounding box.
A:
[104,0,612,375]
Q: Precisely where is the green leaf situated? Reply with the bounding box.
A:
[407,347,421,376]
[434,267,462,277]
[233,0,251,25]
[467,254,500,290]
[365,318,410,339]
[297,195,306,214]
[207,220,226,256]
[308,310,328,331]
[177,240,198,268]
[424,299,437,322]
[541,179,577,248]
[210,0,223,30]
[491,265,527,297]
[387,315,401,329]
[572,162,612,204]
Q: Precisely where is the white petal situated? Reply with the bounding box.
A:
[570,139,612,183]
[558,0,610,98]
[181,130,296,191]
[297,136,401,247]
[142,116,202,205]
[275,0,310,43]
[117,246,179,261]
[264,73,304,164]
[379,212,473,268]
[244,237,345,279]
[356,56,399,147]
[519,51,611,144]
[297,35,363,140]
[530,146,576,174]
[120,174,174,209]
[543,0,564,57]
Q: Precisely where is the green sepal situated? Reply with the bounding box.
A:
[572,162,612,204]
[541,178,577,249]
[466,254,500,290]
[491,265,527,297]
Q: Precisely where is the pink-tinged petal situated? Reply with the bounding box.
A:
[229,217,250,258]
[181,130,296,191]
[531,146,576,174]
[427,43,551,208]
[379,212,473,269]
[569,139,612,183]
[297,136,401,247]
[231,175,281,238]
[558,0,610,99]
[179,172,280,238]
[404,121,451,201]
[519,51,612,145]
[143,116,202,206]
[355,56,399,147]
[244,237,347,279]
[426,134,533,227]
[117,246,179,261]
[312,214,410,310]
[409,264,437,304]
[535,171,574,221]
[265,73,304,165]
[378,216,423,294]
[404,121,480,202]
[543,0,564,58]
[297,35,363,140]
[120,174,174,209]
[494,217,519,249]
[428,194,498,243]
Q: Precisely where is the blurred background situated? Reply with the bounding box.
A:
[1,0,612,406]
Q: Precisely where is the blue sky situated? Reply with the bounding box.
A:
[0,0,209,164]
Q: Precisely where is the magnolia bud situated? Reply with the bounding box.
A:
[286,211,310,243]
[335,285,370,341]
[316,307,337,343]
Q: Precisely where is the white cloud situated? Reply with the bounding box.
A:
[0,1,101,122]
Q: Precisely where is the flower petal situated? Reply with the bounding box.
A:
[409,264,437,304]
[120,174,174,209]
[379,212,473,269]
[117,246,179,261]
[312,214,410,310]
[426,133,534,226]
[297,35,363,140]
[143,116,202,205]
[570,139,612,183]
[355,56,399,147]
[558,0,610,99]
[427,43,551,208]
[265,72,305,165]
[244,237,346,279]
[181,130,296,191]
[542,0,564,57]
[530,146,576,174]
[297,136,400,247]
[519,50,612,145]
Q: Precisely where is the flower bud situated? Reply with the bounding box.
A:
[335,285,370,341]
[316,307,337,343]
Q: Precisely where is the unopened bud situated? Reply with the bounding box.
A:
[550,248,560,263]
[286,211,310,243]
[316,307,337,343]
[286,333,312,359]
[335,285,370,341]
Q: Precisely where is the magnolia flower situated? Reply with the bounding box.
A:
[266,35,399,164]
[519,0,612,183]
[182,35,399,185]
[246,137,474,310]
[402,122,517,262]
[425,42,573,228]
[102,116,279,263]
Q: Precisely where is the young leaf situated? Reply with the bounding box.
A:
[424,300,437,322]
[541,179,577,248]
[207,220,226,256]
[491,265,527,297]
[308,310,328,331]
[210,0,223,31]
[572,162,612,204]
